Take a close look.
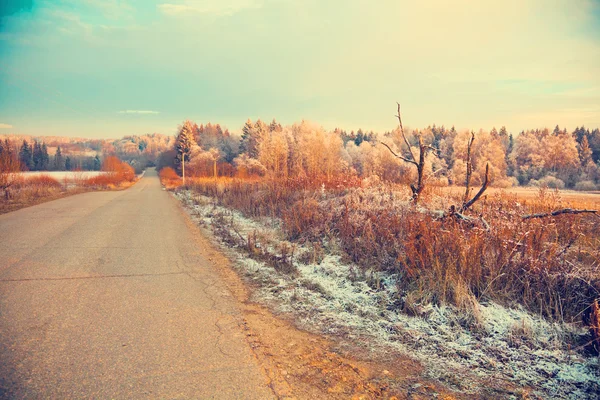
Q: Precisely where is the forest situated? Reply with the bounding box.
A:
[162,118,600,191]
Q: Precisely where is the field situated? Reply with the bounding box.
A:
[1,163,138,214]
[169,176,600,399]
[17,171,107,181]
[443,186,600,208]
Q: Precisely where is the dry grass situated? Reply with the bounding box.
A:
[1,174,69,214]
[183,177,600,333]
[1,158,139,215]
[159,167,182,189]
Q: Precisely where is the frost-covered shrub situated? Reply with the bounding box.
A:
[575,180,598,191]
[493,177,518,188]
[538,175,565,189]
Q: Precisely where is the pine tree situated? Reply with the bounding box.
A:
[269,119,282,133]
[175,120,195,181]
[19,140,33,171]
[65,156,72,171]
[239,119,254,156]
[32,141,42,170]
[41,143,50,170]
[54,146,64,171]
[553,125,561,136]
[240,119,266,159]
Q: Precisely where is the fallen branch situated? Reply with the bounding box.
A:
[522,208,598,220]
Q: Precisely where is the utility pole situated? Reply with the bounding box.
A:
[182,157,185,185]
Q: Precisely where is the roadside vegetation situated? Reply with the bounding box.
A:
[0,143,138,214]
[160,108,600,398]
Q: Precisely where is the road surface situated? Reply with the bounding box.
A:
[0,169,274,399]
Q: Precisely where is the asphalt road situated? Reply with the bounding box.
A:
[0,169,274,399]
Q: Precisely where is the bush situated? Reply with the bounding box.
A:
[83,156,136,188]
[494,177,518,188]
[574,180,598,191]
[159,167,181,188]
[537,175,565,189]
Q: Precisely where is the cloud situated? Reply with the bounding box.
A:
[0,123,13,129]
[158,0,263,17]
[118,110,160,114]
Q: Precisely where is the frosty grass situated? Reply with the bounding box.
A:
[176,190,599,399]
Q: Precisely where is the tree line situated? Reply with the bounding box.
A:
[0,133,176,174]
[167,118,600,190]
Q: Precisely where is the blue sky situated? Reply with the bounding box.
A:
[0,0,599,138]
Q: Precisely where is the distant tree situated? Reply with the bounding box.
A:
[54,146,64,171]
[553,125,561,136]
[258,129,289,178]
[19,140,33,171]
[93,155,101,171]
[0,140,20,198]
[175,120,196,182]
[490,127,498,138]
[355,129,364,146]
[451,129,507,187]
[543,130,579,184]
[239,119,257,158]
[65,156,72,171]
[269,119,282,133]
[41,143,50,170]
[220,135,238,164]
[588,128,600,163]
[578,135,593,166]
[32,141,40,170]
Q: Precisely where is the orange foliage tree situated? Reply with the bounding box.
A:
[102,156,135,182]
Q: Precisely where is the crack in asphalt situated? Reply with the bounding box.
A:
[176,258,244,360]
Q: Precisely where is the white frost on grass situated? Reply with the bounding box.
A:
[175,189,600,399]
[17,171,107,181]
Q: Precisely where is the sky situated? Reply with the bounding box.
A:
[0,0,599,138]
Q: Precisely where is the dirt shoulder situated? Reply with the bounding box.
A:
[177,198,463,400]
[0,188,89,215]
[0,180,139,215]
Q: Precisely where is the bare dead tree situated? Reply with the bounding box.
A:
[380,103,436,205]
[442,132,491,228]
[463,131,475,205]
[456,131,490,213]
[462,163,490,213]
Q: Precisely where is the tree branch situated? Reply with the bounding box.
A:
[396,103,417,163]
[380,141,418,166]
[464,131,475,205]
[522,208,598,220]
[461,162,489,212]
